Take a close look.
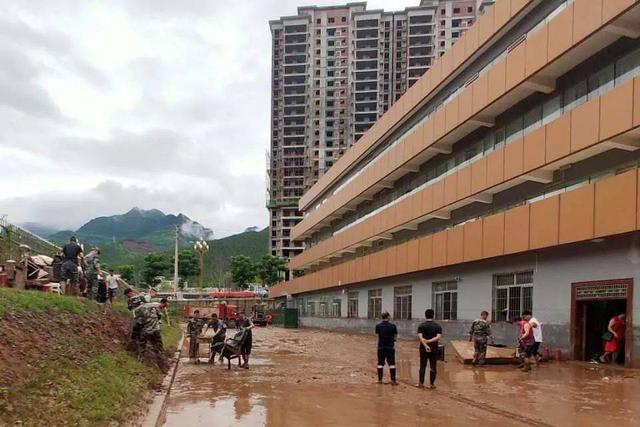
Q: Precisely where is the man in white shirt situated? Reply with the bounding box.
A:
[523,310,543,366]
[106,270,119,304]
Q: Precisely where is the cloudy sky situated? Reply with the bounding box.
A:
[0,0,416,237]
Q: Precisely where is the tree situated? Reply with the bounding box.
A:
[229,255,256,289]
[257,254,288,286]
[142,253,170,285]
[170,249,200,283]
[117,264,135,284]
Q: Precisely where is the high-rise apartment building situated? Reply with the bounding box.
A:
[271,0,640,366]
[268,1,489,258]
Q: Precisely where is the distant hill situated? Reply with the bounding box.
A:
[17,223,61,240]
[49,208,213,251]
[203,227,269,281]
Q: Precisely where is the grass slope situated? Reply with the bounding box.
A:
[0,289,182,426]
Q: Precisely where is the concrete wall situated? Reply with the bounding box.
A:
[294,235,640,363]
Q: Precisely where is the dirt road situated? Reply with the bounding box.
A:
[160,327,640,427]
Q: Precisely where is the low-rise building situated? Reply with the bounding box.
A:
[271,0,640,367]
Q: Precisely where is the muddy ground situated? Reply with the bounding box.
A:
[161,327,640,427]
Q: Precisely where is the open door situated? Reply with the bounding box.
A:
[571,279,633,367]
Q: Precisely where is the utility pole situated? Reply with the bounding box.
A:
[173,225,179,291]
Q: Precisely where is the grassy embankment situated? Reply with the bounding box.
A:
[0,289,181,426]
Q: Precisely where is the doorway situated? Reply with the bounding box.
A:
[571,279,633,367]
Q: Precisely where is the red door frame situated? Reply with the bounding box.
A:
[570,278,633,367]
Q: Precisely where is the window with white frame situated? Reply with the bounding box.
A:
[347,291,359,318]
[394,286,412,320]
[330,299,342,317]
[319,301,328,317]
[368,289,382,319]
[307,301,316,317]
[492,271,533,322]
[433,280,458,320]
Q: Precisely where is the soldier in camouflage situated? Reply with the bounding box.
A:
[135,298,170,373]
[83,247,101,301]
[469,310,493,365]
[124,288,145,354]
[187,310,204,363]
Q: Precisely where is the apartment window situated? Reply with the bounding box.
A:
[330,299,342,317]
[347,291,359,318]
[328,17,335,24]
[319,302,328,317]
[492,271,533,322]
[394,286,412,320]
[440,9,445,15]
[468,7,473,13]
[368,289,382,319]
[316,18,321,24]
[433,280,458,320]
[307,301,316,316]
[316,39,321,45]
[453,7,460,13]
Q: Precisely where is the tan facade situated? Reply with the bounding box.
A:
[271,0,640,297]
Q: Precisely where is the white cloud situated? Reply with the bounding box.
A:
[0,0,417,237]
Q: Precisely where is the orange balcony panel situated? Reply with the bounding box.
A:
[407,238,420,272]
[486,148,505,188]
[444,172,458,206]
[457,165,472,200]
[487,59,507,103]
[441,50,454,80]
[445,96,459,133]
[375,250,388,279]
[430,61,443,90]
[432,231,448,267]
[571,99,600,153]
[418,235,433,270]
[559,184,595,244]
[463,219,483,262]
[473,73,489,114]
[477,4,495,46]
[546,114,571,163]
[434,108,446,140]
[504,137,524,180]
[547,3,573,62]
[510,0,530,16]
[529,196,560,249]
[525,25,548,76]
[600,79,634,141]
[603,0,635,22]
[573,0,602,43]
[447,227,464,265]
[482,212,505,258]
[506,42,525,90]
[595,169,637,237]
[452,38,466,70]
[504,204,530,254]
[523,126,546,171]
[354,256,363,280]
[471,156,488,194]
[459,86,474,123]
[423,118,435,146]
[410,192,422,221]
[635,77,640,127]
[396,242,409,275]
[494,0,511,29]
[421,185,434,213]
[432,179,445,211]
[386,245,398,276]
[464,24,479,58]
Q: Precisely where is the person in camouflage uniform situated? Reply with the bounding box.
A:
[135,298,170,373]
[124,288,145,354]
[469,311,493,365]
[83,247,101,300]
[187,310,204,363]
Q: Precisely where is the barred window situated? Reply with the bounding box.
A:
[307,301,316,317]
[319,302,328,317]
[347,291,359,318]
[368,289,382,319]
[433,280,458,320]
[394,286,412,320]
[330,299,342,317]
[492,271,533,321]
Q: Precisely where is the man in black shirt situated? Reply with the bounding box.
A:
[61,236,83,297]
[375,312,398,385]
[417,309,442,389]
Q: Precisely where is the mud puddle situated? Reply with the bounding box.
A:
[160,327,640,427]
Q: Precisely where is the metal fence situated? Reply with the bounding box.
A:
[0,216,60,262]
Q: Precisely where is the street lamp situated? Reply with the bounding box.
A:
[193,240,209,288]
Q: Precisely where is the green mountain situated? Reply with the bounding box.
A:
[49,208,213,251]
[202,227,269,282]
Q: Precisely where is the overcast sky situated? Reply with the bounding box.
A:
[0,0,417,237]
